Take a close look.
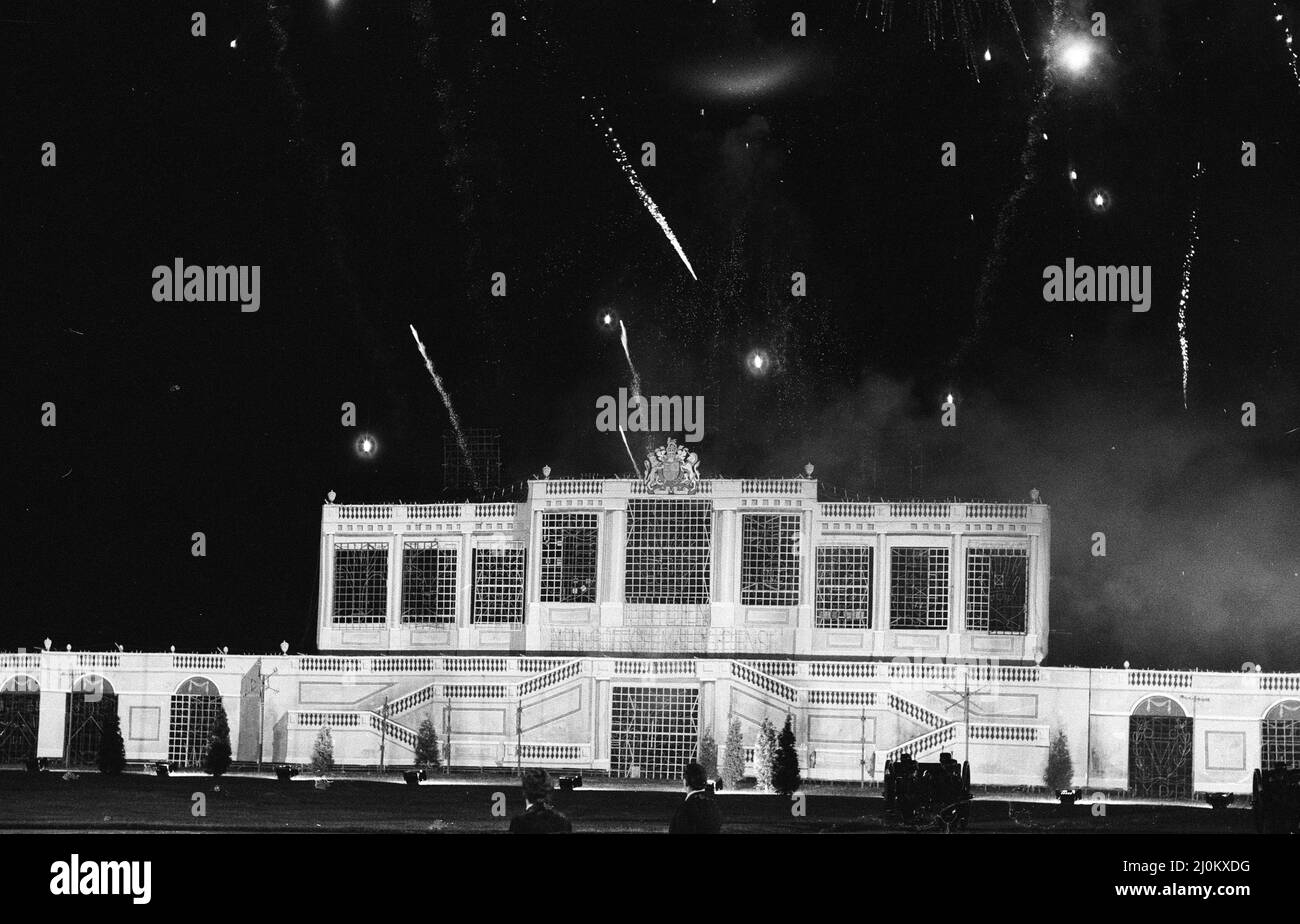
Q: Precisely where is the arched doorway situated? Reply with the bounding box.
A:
[168,677,222,768]
[1261,700,1300,772]
[66,675,118,767]
[1129,695,1193,800]
[0,675,41,765]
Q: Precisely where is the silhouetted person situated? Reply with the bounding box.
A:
[509,768,572,834]
[669,761,723,834]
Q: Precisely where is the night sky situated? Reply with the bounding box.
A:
[9,0,1300,669]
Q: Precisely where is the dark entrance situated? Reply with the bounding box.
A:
[66,676,118,767]
[0,676,41,765]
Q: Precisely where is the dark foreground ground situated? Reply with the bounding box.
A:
[0,771,1257,833]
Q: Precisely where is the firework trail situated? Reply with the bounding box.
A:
[952,0,1066,371]
[618,319,642,398]
[586,100,698,280]
[1274,1,1300,91]
[617,425,640,475]
[409,323,480,492]
[998,0,1029,62]
[863,0,1028,71]
[1177,163,1205,411]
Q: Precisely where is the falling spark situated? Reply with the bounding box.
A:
[409,323,480,492]
[1176,163,1205,410]
[587,102,697,280]
[1275,1,1300,90]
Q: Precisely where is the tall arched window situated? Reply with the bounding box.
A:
[168,677,222,767]
[1128,695,1192,800]
[1262,700,1300,772]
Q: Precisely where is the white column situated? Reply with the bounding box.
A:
[386,534,402,649]
[458,530,473,633]
[875,536,890,635]
[525,508,544,650]
[794,508,815,655]
[711,508,736,628]
[601,507,626,627]
[318,533,335,647]
[947,532,964,657]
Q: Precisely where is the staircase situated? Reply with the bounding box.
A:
[877,723,963,765]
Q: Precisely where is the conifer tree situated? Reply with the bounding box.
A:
[203,702,232,777]
[773,713,802,795]
[96,708,126,775]
[698,725,719,781]
[311,725,335,776]
[414,714,442,769]
[722,716,746,789]
[1044,729,1073,792]
[755,716,777,792]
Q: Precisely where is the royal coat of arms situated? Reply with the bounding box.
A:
[644,438,701,494]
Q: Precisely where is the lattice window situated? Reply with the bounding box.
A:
[1263,701,1300,770]
[471,547,526,623]
[401,543,457,623]
[332,542,388,624]
[740,514,802,606]
[625,499,712,605]
[889,547,950,629]
[168,677,222,768]
[540,512,598,603]
[816,546,872,627]
[966,547,1028,633]
[610,685,699,779]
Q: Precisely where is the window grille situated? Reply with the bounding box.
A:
[1263,701,1300,771]
[168,677,222,768]
[625,499,712,605]
[965,547,1028,633]
[889,547,949,629]
[540,513,598,603]
[401,543,458,623]
[332,543,388,624]
[471,547,526,623]
[816,546,872,627]
[610,685,699,779]
[740,514,802,606]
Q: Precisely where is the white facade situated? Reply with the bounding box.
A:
[5,650,1298,797]
[316,478,1051,664]
[4,475,1296,798]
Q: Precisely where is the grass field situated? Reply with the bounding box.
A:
[0,770,1258,833]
